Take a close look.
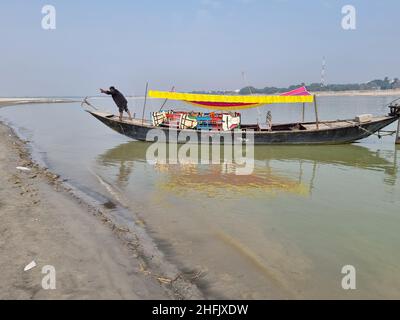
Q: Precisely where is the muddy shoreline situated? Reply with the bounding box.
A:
[0,115,203,299]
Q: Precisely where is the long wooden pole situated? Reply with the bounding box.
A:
[159,86,175,112]
[396,119,400,144]
[313,95,320,130]
[142,82,149,125]
[302,103,305,123]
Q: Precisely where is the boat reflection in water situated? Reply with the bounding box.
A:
[95,142,399,299]
[97,141,398,197]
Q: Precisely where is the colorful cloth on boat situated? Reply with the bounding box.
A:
[222,114,241,131]
[152,111,170,126]
[151,110,241,131]
[165,112,184,128]
[180,114,198,129]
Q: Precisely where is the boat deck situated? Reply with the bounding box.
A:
[300,117,388,131]
[95,112,153,127]
[92,111,389,133]
[301,121,353,131]
[87,110,398,144]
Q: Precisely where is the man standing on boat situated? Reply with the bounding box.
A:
[100,86,132,121]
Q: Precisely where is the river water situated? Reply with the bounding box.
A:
[1,96,399,299]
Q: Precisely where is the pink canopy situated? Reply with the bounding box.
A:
[281,86,311,96]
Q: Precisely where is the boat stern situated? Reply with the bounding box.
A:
[389,104,400,118]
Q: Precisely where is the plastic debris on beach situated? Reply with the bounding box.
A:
[16,166,31,172]
[24,261,36,271]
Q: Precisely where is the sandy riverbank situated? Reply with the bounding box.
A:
[0,98,78,108]
[0,120,202,299]
[313,89,400,97]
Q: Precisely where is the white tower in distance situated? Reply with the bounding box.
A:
[321,56,326,87]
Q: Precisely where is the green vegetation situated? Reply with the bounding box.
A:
[192,77,400,95]
[238,77,400,95]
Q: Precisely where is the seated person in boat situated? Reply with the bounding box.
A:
[100,86,132,121]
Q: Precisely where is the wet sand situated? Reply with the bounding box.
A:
[0,116,202,299]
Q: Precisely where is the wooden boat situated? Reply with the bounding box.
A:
[86,88,400,145]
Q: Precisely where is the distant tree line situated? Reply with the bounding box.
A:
[238,77,400,95]
[192,77,400,95]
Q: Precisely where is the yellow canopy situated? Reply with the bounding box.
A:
[149,90,314,106]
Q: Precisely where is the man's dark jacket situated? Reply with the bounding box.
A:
[105,88,128,108]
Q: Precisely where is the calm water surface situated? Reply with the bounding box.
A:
[1,96,399,299]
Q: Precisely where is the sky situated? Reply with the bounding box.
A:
[0,0,399,96]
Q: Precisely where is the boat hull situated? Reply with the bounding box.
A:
[88,111,399,145]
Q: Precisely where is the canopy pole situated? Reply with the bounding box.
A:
[159,86,175,112]
[142,82,149,125]
[313,95,320,130]
[396,119,400,144]
[302,103,305,122]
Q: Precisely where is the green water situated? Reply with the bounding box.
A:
[1,96,399,299]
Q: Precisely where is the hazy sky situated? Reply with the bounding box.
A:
[0,0,399,96]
